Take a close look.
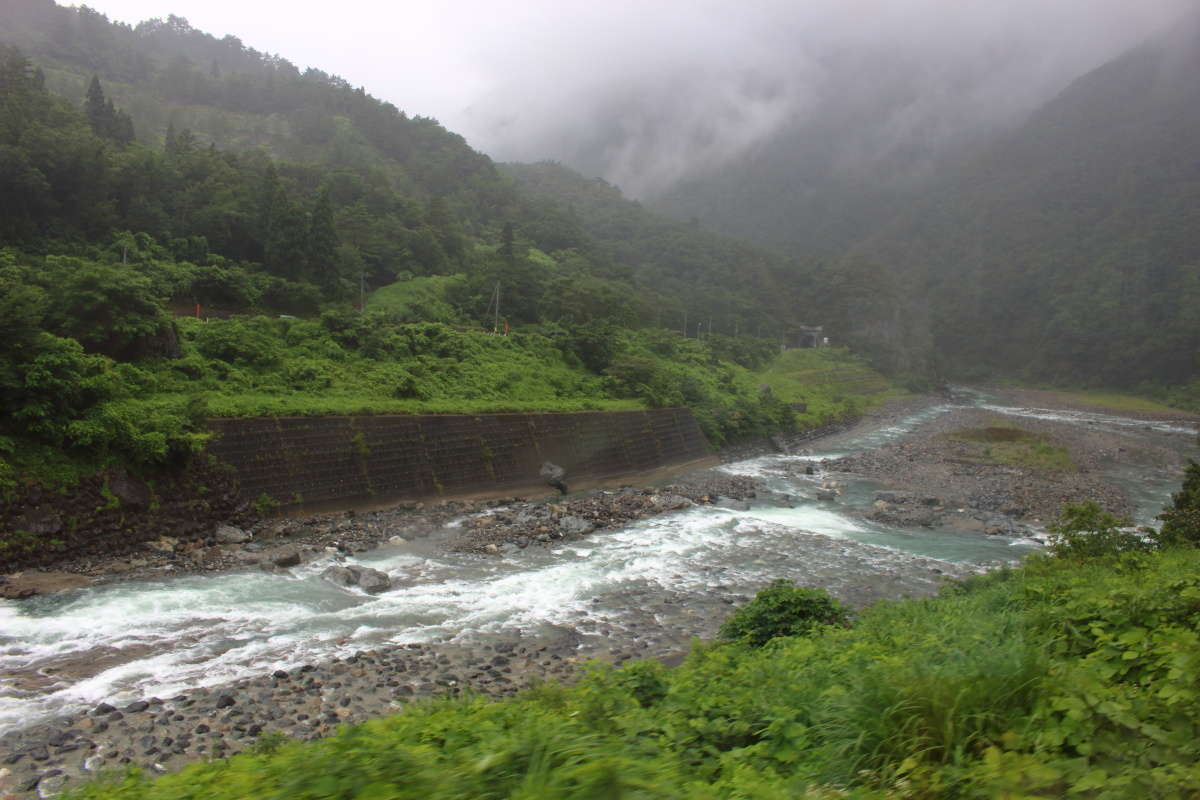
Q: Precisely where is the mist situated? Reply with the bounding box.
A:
[87,0,1192,199]
[449,0,1193,198]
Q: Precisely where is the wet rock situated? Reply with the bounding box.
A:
[540,461,568,495]
[322,565,391,594]
[558,516,595,537]
[215,695,236,709]
[37,772,68,799]
[815,488,839,501]
[215,526,251,545]
[267,545,303,569]
[651,494,692,512]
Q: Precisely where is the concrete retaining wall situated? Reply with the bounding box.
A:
[206,409,712,511]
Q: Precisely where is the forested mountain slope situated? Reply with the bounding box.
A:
[857,14,1200,389]
[2,1,887,497]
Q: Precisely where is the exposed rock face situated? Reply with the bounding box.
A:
[0,460,251,574]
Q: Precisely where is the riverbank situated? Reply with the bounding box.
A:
[822,396,1192,539]
[1,400,883,599]
[0,399,969,798]
[4,389,1195,798]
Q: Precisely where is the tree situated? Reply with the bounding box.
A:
[307,185,339,289]
[83,75,134,144]
[1157,460,1200,548]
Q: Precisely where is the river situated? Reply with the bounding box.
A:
[1,390,1196,745]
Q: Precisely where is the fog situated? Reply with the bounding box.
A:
[89,0,1192,198]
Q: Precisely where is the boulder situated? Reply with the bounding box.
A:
[815,488,839,501]
[558,516,595,537]
[540,461,568,495]
[214,525,251,544]
[268,545,303,568]
[322,564,391,594]
[651,494,692,512]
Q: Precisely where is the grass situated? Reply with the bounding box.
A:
[365,275,466,325]
[753,347,906,429]
[200,394,644,417]
[947,423,1075,471]
[60,547,1200,799]
[1033,389,1189,415]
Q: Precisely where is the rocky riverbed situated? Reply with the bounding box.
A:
[2,390,1196,799]
[819,393,1194,539]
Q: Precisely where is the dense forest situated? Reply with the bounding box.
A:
[0,3,898,493]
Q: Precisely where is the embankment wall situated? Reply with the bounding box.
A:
[205,408,712,511]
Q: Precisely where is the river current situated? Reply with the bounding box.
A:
[2,392,1196,736]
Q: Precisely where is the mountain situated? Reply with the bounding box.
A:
[0,0,833,334]
[858,13,1200,388]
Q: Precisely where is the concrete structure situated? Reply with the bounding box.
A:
[206,409,714,512]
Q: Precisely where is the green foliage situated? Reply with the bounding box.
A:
[1047,501,1150,560]
[366,275,465,324]
[948,424,1076,471]
[59,542,1200,799]
[252,492,279,515]
[718,580,850,647]
[1156,460,1200,548]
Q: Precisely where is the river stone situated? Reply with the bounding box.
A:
[652,494,692,511]
[268,545,303,568]
[558,516,595,537]
[215,525,251,544]
[322,565,391,594]
[37,773,67,798]
[347,565,391,594]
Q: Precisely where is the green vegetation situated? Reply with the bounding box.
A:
[718,580,850,648]
[63,537,1200,798]
[0,31,882,493]
[753,347,903,427]
[947,424,1076,472]
[1046,501,1149,559]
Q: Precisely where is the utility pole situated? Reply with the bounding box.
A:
[359,272,365,312]
[494,281,501,334]
[682,309,688,338]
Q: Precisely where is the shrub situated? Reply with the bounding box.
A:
[719,579,850,647]
[1156,460,1200,548]
[1047,501,1151,560]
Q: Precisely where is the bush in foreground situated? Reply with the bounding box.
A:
[718,579,850,647]
[62,546,1200,799]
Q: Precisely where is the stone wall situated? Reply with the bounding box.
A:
[205,409,711,511]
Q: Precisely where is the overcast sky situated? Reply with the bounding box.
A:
[84,0,1193,196]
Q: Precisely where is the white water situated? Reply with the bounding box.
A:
[2,392,1194,736]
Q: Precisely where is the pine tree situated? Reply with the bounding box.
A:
[307,185,339,288]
